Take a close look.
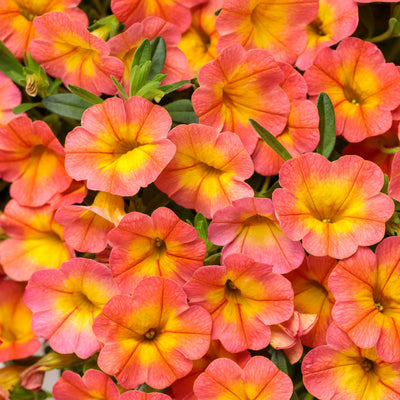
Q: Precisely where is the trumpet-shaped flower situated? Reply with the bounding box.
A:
[0,116,71,207]
[208,197,304,274]
[178,0,222,76]
[108,17,189,93]
[273,153,394,259]
[389,150,400,201]
[0,200,74,281]
[285,255,337,347]
[111,0,206,32]
[155,124,254,219]
[216,0,318,64]
[0,0,87,59]
[329,237,400,362]
[295,0,358,70]
[24,258,120,359]
[65,96,175,196]
[108,207,206,293]
[53,369,120,400]
[303,323,400,400]
[93,276,212,389]
[0,278,40,362]
[304,37,400,142]
[30,12,124,95]
[0,71,23,125]
[251,63,319,176]
[55,191,126,253]
[184,253,293,353]
[193,356,293,400]
[192,44,290,154]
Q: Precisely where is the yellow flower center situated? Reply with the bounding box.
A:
[360,358,375,373]
[144,328,157,341]
[309,17,326,36]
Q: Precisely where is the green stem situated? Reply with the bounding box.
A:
[379,144,400,154]
[368,29,393,43]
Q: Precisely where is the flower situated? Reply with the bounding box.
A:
[273,153,394,259]
[0,71,23,125]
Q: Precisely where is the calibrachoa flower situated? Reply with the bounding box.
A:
[30,12,124,95]
[0,116,71,207]
[121,392,172,400]
[208,197,305,274]
[53,369,120,400]
[111,0,206,32]
[93,276,212,389]
[155,123,254,219]
[0,200,74,281]
[192,44,290,154]
[193,356,293,400]
[171,340,251,400]
[24,258,120,359]
[0,0,88,59]
[65,96,175,196]
[109,17,189,92]
[251,63,319,176]
[302,323,400,400]
[108,207,206,293]
[184,253,294,353]
[0,365,26,400]
[295,0,358,70]
[0,71,23,125]
[304,37,400,142]
[273,153,394,259]
[285,255,337,347]
[389,150,400,201]
[215,0,318,64]
[178,0,222,76]
[0,278,40,362]
[55,191,126,253]
[329,236,400,362]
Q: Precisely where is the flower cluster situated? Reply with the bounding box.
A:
[1,1,400,400]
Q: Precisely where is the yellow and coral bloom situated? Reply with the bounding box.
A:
[216,0,318,64]
[30,12,124,96]
[389,150,400,201]
[178,0,222,76]
[304,37,400,142]
[194,356,293,400]
[0,71,23,125]
[251,63,319,177]
[0,278,40,362]
[171,340,251,400]
[24,258,120,359]
[329,236,400,362]
[109,16,189,93]
[65,96,175,196]
[55,191,126,254]
[108,207,206,293]
[0,200,74,281]
[208,197,304,274]
[273,153,394,259]
[303,323,400,400]
[0,116,71,207]
[93,276,212,389]
[155,123,254,219]
[270,311,317,364]
[0,0,87,59]
[285,255,337,348]
[296,0,358,70]
[53,369,120,400]
[192,44,290,153]
[111,0,206,33]
[0,365,26,400]
[184,253,293,353]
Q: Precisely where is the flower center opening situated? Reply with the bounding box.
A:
[225,279,238,291]
[114,140,139,155]
[344,87,363,106]
[224,279,242,303]
[309,17,326,36]
[243,214,270,226]
[153,237,166,254]
[144,328,157,341]
[250,4,268,31]
[73,291,97,312]
[360,358,374,373]
[375,301,384,312]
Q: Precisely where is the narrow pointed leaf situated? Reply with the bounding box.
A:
[13,103,42,114]
[316,92,336,158]
[164,99,199,124]
[149,37,166,80]
[159,80,191,94]
[111,75,128,100]
[131,38,151,68]
[43,93,92,120]
[67,84,103,104]
[249,119,292,161]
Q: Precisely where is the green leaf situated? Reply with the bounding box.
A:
[111,75,128,100]
[131,38,151,68]
[130,61,152,96]
[13,102,41,114]
[67,84,103,104]
[159,80,191,94]
[194,212,208,240]
[315,92,336,158]
[249,119,292,161]
[290,391,300,400]
[0,40,25,84]
[164,99,199,124]
[149,37,166,80]
[43,93,93,120]
[270,348,290,375]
